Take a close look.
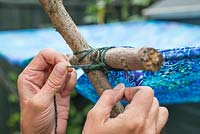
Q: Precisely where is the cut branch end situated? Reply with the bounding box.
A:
[139,48,163,72]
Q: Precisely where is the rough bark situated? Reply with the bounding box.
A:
[38,0,163,117]
[69,47,163,72]
[39,0,124,117]
[105,47,163,72]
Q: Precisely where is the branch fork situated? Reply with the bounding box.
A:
[39,0,163,117]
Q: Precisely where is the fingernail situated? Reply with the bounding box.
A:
[67,67,73,72]
[114,83,125,92]
[55,62,67,76]
[115,83,125,89]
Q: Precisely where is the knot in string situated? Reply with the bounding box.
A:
[68,46,121,85]
[70,47,115,72]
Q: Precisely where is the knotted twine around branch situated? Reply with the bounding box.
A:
[68,47,128,88]
[67,47,119,72]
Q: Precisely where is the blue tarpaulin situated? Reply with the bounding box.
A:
[1,20,200,104]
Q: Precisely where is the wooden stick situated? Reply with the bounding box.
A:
[69,47,163,72]
[39,0,163,118]
[39,0,124,117]
[105,47,163,72]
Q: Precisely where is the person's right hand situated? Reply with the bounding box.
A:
[83,84,168,134]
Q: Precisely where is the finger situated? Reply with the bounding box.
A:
[35,62,68,105]
[25,48,67,71]
[18,49,68,91]
[156,107,169,134]
[125,86,154,118]
[56,94,70,131]
[91,84,125,120]
[124,87,140,102]
[60,69,77,97]
[146,97,159,128]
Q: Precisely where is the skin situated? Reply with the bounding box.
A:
[83,84,169,134]
[18,48,168,134]
[18,48,77,134]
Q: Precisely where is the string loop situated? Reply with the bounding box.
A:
[68,47,116,72]
[68,47,121,84]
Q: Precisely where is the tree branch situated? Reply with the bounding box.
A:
[105,47,163,72]
[69,47,163,72]
[39,0,124,117]
[38,0,163,117]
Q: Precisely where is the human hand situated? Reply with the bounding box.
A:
[83,84,168,134]
[18,48,77,134]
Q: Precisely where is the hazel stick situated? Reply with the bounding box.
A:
[69,47,163,72]
[39,0,124,117]
[105,47,163,72]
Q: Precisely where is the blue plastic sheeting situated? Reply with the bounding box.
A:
[77,47,200,104]
[0,20,200,104]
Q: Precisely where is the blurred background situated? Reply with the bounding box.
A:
[0,0,200,133]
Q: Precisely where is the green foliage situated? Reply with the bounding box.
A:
[1,1,156,133]
[84,0,155,24]
[132,0,152,6]
[6,112,20,128]
[8,72,18,82]
[8,94,18,103]
[67,90,94,134]
[3,70,20,133]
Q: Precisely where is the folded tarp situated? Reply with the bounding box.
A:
[0,20,200,104]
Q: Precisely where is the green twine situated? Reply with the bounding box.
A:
[55,47,119,134]
[68,47,117,72]
[68,47,121,83]
[54,95,57,134]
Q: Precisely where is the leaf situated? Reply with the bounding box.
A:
[132,0,151,6]
[6,112,20,128]
[8,94,18,103]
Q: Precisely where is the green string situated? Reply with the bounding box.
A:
[55,47,119,134]
[68,47,119,72]
[54,95,57,134]
[68,47,121,83]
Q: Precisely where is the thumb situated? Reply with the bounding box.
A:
[91,84,125,120]
[36,62,68,105]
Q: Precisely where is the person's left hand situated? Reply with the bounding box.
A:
[18,48,77,134]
